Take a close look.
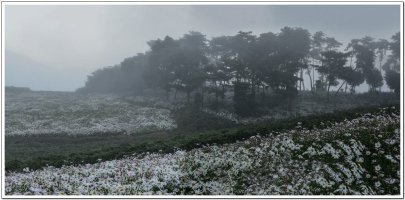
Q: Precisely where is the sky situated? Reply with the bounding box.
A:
[4,4,401,91]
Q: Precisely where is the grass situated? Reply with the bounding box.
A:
[173,106,237,132]
[5,103,399,172]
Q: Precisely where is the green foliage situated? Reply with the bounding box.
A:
[345,36,387,92]
[80,53,149,95]
[390,32,400,59]
[233,82,256,116]
[341,68,364,92]
[385,70,400,95]
[78,28,398,109]
[319,50,350,85]
[144,36,179,97]
[5,104,399,172]
[382,32,400,95]
[366,68,383,91]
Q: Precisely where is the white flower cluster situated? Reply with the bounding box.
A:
[5,92,177,136]
[5,108,400,195]
[201,108,239,122]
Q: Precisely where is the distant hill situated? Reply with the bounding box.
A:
[5,86,31,93]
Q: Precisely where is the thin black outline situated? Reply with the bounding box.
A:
[0,1,404,199]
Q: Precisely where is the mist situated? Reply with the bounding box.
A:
[4,3,402,195]
[4,4,400,91]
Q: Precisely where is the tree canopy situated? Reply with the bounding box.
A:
[77,28,400,115]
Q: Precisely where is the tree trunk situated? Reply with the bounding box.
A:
[312,68,316,87]
[214,81,218,103]
[251,79,256,97]
[298,71,302,91]
[307,69,313,92]
[344,82,348,93]
[221,82,226,103]
[379,59,383,92]
[201,87,204,108]
[327,82,331,102]
[334,80,346,96]
[351,86,356,94]
[312,67,315,90]
[262,85,265,97]
[311,58,316,90]
[300,69,305,91]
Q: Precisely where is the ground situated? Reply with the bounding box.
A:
[4,90,401,195]
[5,106,400,195]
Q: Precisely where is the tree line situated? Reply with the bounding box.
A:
[77,27,400,116]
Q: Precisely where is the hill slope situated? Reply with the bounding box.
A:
[5,107,400,195]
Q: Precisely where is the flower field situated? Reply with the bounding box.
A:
[5,92,177,135]
[5,107,400,195]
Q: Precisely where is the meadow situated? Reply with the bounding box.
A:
[6,105,400,195]
[4,90,401,195]
[5,91,176,136]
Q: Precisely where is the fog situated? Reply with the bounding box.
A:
[4,4,400,91]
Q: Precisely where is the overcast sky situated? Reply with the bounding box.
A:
[5,4,401,91]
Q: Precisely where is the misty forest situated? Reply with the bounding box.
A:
[5,25,401,195]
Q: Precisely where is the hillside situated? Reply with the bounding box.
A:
[5,106,400,195]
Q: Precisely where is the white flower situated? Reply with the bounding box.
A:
[4,106,400,195]
[22,167,30,173]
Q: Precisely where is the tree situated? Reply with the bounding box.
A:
[228,31,256,84]
[318,50,349,101]
[308,31,325,92]
[342,69,364,94]
[277,27,311,92]
[308,31,342,93]
[174,31,209,103]
[119,53,149,95]
[375,39,390,91]
[385,69,400,94]
[79,29,397,115]
[207,36,233,104]
[383,32,400,95]
[83,66,121,93]
[144,36,179,99]
[233,82,256,116]
[215,31,260,113]
[254,32,278,97]
[254,27,310,109]
[390,32,400,59]
[346,36,383,92]
[79,53,150,95]
[366,68,383,92]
